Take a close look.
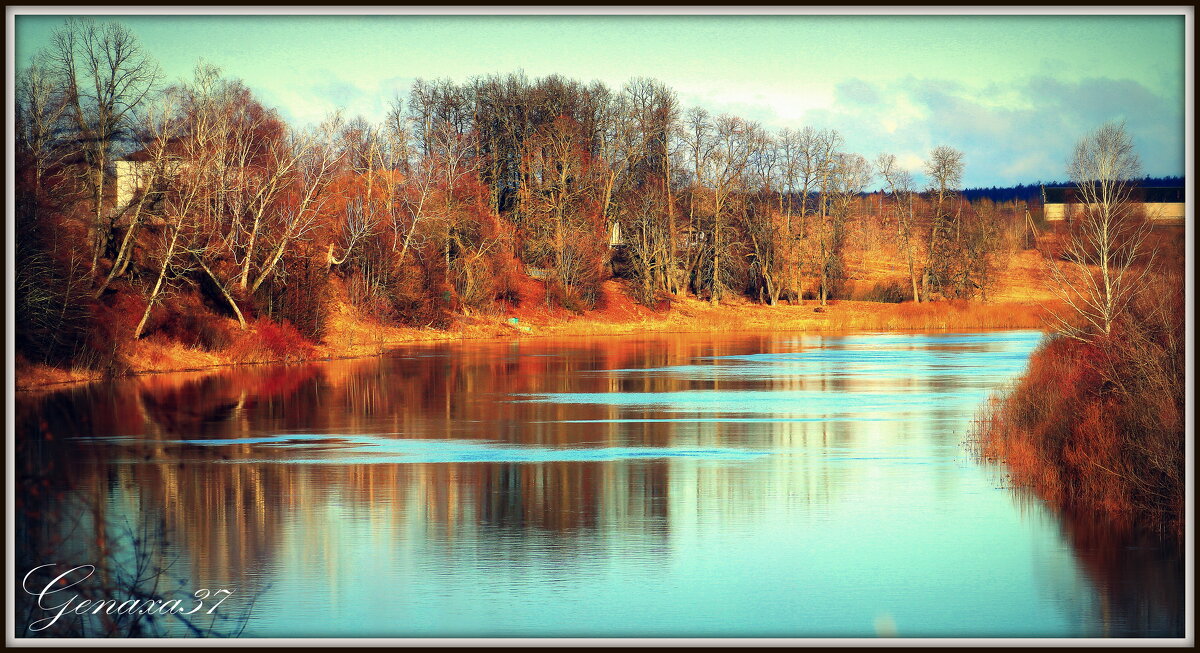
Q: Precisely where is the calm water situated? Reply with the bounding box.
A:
[14,330,1183,638]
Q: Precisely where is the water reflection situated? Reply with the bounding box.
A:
[14,331,1183,637]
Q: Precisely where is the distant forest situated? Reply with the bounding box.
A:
[960,175,1185,203]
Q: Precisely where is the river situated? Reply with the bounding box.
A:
[13,330,1183,638]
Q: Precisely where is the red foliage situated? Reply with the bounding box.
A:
[252,318,316,361]
[80,291,146,373]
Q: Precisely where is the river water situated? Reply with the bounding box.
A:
[14,330,1183,638]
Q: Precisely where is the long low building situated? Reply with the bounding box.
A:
[1042,185,1185,222]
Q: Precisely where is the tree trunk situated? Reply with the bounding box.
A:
[133,226,180,339]
[197,256,247,329]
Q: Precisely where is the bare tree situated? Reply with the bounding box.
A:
[622,77,682,294]
[681,107,714,293]
[1047,121,1152,339]
[49,18,161,273]
[922,145,964,299]
[741,128,785,304]
[15,53,70,198]
[771,128,807,302]
[817,151,871,304]
[797,127,839,239]
[131,65,225,337]
[131,91,188,339]
[876,153,922,302]
[593,89,634,242]
[702,115,756,304]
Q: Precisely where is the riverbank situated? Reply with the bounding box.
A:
[971,265,1185,535]
[14,281,1057,392]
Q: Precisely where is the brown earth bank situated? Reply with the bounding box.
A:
[15,260,1060,393]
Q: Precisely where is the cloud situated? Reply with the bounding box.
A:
[256,71,421,129]
[255,69,1181,188]
[310,69,366,109]
[799,74,1182,187]
[834,79,881,107]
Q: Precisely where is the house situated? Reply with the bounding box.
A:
[113,143,188,212]
[1041,184,1185,222]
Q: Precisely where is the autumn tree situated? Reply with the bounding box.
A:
[519,115,606,307]
[182,75,343,329]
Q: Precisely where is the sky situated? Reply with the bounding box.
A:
[11,11,1189,189]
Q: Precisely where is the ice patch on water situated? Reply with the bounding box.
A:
[86,432,768,464]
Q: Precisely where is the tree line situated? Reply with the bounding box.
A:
[959,175,1184,205]
[15,18,1033,368]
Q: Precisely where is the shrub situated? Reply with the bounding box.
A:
[14,203,95,366]
[80,291,146,376]
[255,249,329,342]
[974,266,1184,533]
[255,318,315,361]
[148,295,234,351]
[386,251,451,328]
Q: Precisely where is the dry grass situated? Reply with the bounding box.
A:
[14,356,98,390]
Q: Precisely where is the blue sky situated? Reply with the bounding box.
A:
[12,11,1188,189]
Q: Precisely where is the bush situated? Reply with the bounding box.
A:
[256,318,315,361]
[975,267,1184,533]
[14,202,95,366]
[228,318,316,363]
[77,291,147,376]
[144,294,234,351]
[387,251,451,329]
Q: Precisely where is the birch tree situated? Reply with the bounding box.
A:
[1048,121,1152,339]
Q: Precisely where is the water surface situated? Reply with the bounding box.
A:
[14,330,1183,638]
